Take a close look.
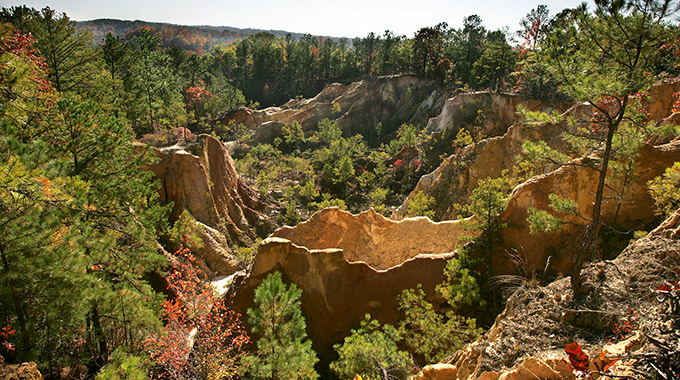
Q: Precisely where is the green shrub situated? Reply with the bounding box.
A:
[649,162,680,218]
[330,314,414,380]
[96,348,149,380]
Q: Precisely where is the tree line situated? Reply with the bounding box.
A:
[0,5,560,141]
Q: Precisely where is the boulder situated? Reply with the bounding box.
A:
[231,208,470,371]
[219,75,448,143]
[142,134,273,275]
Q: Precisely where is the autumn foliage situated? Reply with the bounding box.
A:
[565,342,590,375]
[145,239,249,380]
[0,26,52,93]
[184,86,213,109]
[565,341,620,378]
[0,325,16,353]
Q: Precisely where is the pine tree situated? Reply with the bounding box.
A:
[0,25,168,370]
[537,0,679,294]
[398,285,481,365]
[0,6,99,94]
[246,272,318,380]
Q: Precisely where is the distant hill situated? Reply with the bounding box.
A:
[77,19,342,53]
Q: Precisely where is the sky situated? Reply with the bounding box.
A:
[3,0,592,38]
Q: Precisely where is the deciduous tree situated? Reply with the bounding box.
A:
[146,242,249,380]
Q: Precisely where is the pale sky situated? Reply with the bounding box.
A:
[3,0,591,38]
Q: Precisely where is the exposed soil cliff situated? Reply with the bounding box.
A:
[272,206,471,270]
[220,75,448,143]
[425,92,567,137]
[499,140,680,275]
[143,135,274,275]
[412,208,680,379]
[648,77,680,121]
[397,78,680,275]
[400,78,680,222]
[231,208,470,370]
[397,112,574,220]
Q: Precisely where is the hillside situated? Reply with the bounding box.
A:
[413,208,680,379]
[76,18,341,52]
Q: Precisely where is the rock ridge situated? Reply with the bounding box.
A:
[410,207,680,379]
[142,134,273,275]
[231,207,471,372]
[220,75,448,143]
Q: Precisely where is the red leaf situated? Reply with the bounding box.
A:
[656,280,680,293]
[2,341,15,351]
[0,325,15,339]
[565,342,590,373]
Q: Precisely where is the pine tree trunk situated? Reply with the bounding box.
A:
[0,241,30,351]
[91,301,108,366]
[571,99,626,295]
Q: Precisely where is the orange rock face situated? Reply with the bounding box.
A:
[409,208,680,380]
[397,95,579,221]
[142,135,272,275]
[400,79,680,274]
[273,207,471,270]
[648,77,680,120]
[500,140,680,274]
[397,117,570,220]
[231,208,470,371]
[219,75,447,143]
[425,92,568,137]
[411,357,574,380]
